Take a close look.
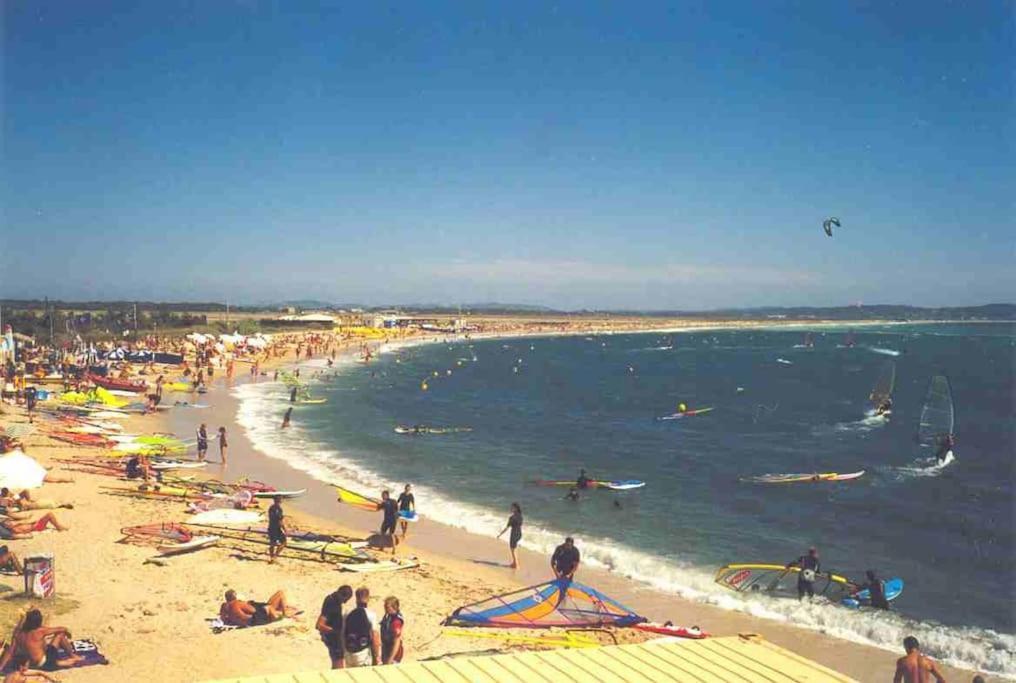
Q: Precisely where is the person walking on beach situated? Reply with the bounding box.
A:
[282,407,293,429]
[786,547,820,600]
[196,423,208,462]
[341,587,380,668]
[893,636,946,683]
[380,596,405,665]
[551,537,580,580]
[216,426,228,465]
[396,484,415,540]
[316,585,353,669]
[24,386,36,424]
[268,495,287,564]
[377,491,399,555]
[497,502,523,569]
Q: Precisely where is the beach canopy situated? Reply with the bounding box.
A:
[0,450,47,489]
[445,578,645,629]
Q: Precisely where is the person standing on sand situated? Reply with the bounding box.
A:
[380,596,405,665]
[396,484,414,540]
[551,537,580,580]
[497,502,523,569]
[290,386,298,403]
[894,636,946,683]
[196,423,208,462]
[316,585,353,669]
[267,495,287,563]
[282,407,293,429]
[377,490,399,556]
[342,587,380,668]
[216,427,228,465]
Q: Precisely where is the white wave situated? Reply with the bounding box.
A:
[893,451,956,479]
[233,359,1014,678]
[867,347,901,357]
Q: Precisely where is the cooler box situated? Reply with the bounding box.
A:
[24,555,55,598]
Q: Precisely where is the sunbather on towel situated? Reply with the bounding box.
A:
[4,660,60,682]
[0,513,69,540]
[0,609,83,672]
[219,590,293,627]
[14,491,73,511]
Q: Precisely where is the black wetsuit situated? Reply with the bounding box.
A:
[268,503,285,544]
[507,511,523,549]
[319,591,347,660]
[791,555,820,599]
[576,475,592,490]
[865,579,890,610]
[397,492,415,514]
[380,499,399,535]
[552,543,580,578]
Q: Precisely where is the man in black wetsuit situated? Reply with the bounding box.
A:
[564,487,580,502]
[377,490,399,556]
[934,434,955,463]
[268,495,287,564]
[859,569,890,610]
[576,469,592,490]
[551,537,581,580]
[786,547,820,600]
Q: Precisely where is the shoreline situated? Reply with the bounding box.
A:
[0,320,1002,680]
[210,324,996,680]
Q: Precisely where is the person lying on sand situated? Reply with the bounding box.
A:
[0,609,84,672]
[5,490,73,512]
[0,513,69,540]
[219,589,294,627]
[4,660,60,683]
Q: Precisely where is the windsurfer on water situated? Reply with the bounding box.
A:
[576,469,592,490]
[786,547,820,600]
[876,397,893,416]
[934,434,955,463]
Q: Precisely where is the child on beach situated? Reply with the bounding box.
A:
[216,427,228,465]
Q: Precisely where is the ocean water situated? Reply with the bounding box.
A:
[236,323,1015,675]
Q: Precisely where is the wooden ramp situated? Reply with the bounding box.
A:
[203,633,857,682]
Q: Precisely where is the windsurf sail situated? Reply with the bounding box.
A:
[715,564,856,600]
[120,522,194,545]
[917,375,954,450]
[868,361,896,408]
[335,485,380,512]
[445,578,645,628]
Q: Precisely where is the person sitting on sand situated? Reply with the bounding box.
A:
[219,589,293,627]
[0,545,23,574]
[0,609,83,672]
[0,512,69,540]
[894,636,946,683]
[125,454,153,483]
[551,537,581,580]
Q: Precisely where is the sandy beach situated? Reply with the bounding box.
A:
[0,323,990,682]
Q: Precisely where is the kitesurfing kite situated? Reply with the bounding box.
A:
[444,578,645,628]
[823,217,841,237]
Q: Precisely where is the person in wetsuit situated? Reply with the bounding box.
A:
[576,469,592,490]
[564,487,580,502]
[551,537,581,580]
[859,569,890,610]
[497,502,524,570]
[786,547,820,600]
[934,434,955,463]
[267,495,287,564]
[396,484,415,540]
[377,490,399,556]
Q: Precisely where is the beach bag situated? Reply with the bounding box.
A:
[344,607,371,653]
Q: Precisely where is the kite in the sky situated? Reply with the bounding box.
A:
[823,217,841,237]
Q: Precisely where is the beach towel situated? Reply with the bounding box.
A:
[206,612,302,634]
[0,639,109,673]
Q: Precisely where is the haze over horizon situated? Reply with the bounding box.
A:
[2,3,1013,309]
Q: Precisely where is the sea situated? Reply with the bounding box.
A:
[235,322,1015,676]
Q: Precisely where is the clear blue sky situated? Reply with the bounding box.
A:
[2,2,1012,310]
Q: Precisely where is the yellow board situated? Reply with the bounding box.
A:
[200,634,857,682]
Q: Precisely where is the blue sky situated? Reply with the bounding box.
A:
[2,2,1012,309]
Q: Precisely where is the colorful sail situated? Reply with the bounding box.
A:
[445,579,645,628]
[335,485,380,512]
[917,375,954,450]
[715,564,856,600]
